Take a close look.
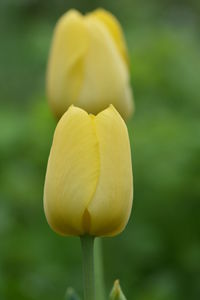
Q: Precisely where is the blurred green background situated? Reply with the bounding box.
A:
[0,0,200,299]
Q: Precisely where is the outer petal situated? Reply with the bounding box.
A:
[46,10,88,119]
[77,16,134,120]
[44,106,99,236]
[91,8,129,66]
[88,105,133,236]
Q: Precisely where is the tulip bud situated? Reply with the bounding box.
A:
[109,280,127,300]
[44,105,133,236]
[46,9,134,120]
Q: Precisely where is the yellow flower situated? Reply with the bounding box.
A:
[46,8,134,121]
[44,105,133,236]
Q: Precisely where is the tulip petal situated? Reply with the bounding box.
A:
[87,105,133,236]
[47,10,88,118]
[91,8,129,67]
[77,16,133,120]
[44,106,100,235]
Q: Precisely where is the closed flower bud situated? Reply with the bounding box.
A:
[44,105,133,236]
[46,9,134,120]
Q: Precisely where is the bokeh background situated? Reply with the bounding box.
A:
[0,0,200,299]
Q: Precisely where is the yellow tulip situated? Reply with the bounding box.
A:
[46,9,134,120]
[44,105,133,236]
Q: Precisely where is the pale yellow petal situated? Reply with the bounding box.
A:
[87,105,133,236]
[77,16,133,120]
[46,10,88,118]
[91,8,129,66]
[44,106,99,235]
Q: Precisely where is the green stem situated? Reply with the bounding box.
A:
[94,238,106,300]
[80,235,95,300]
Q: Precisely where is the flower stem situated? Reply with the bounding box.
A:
[95,238,106,300]
[80,235,95,300]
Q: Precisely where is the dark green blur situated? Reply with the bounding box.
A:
[0,1,200,299]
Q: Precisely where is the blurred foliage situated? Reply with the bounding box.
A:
[0,0,200,300]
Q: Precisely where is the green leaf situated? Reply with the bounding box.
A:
[109,280,127,300]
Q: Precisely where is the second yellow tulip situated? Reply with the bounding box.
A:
[46,9,134,120]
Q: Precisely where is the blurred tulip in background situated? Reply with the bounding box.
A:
[46,9,134,120]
